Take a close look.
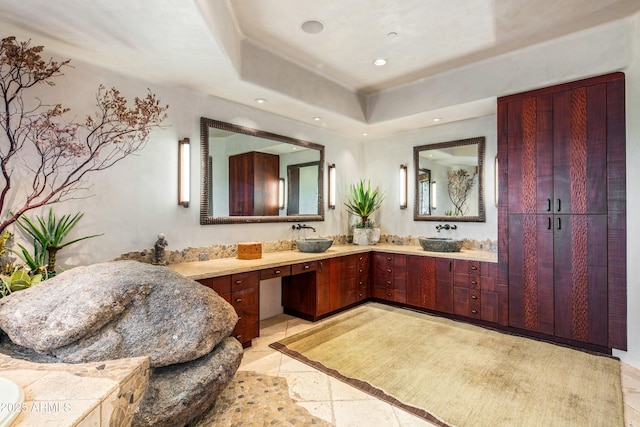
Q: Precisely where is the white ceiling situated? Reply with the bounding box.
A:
[0,0,638,140]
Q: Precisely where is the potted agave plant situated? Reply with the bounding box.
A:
[345,180,384,245]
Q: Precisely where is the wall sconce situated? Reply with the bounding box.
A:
[178,138,190,207]
[494,156,499,207]
[278,178,285,210]
[431,181,437,210]
[328,163,336,209]
[399,164,408,209]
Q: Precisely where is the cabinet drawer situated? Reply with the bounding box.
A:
[231,287,259,308]
[357,276,369,288]
[356,253,370,264]
[453,273,481,289]
[374,263,394,276]
[356,264,369,276]
[469,276,480,290]
[468,261,481,275]
[232,313,259,344]
[231,271,259,291]
[197,276,231,295]
[234,304,259,327]
[291,261,317,275]
[259,265,291,280]
[469,303,481,319]
[373,286,393,300]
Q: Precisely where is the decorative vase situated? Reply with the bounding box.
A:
[352,227,380,245]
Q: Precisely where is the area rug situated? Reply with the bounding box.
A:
[270,303,623,427]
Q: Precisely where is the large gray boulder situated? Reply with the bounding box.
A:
[133,337,243,427]
[0,260,244,426]
[0,260,237,367]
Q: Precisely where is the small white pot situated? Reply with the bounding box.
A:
[352,227,380,245]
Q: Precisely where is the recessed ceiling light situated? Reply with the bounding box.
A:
[255,98,267,104]
[313,117,322,121]
[362,133,368,136]
[387,31,398,38]
[433,117,443,122]
[301,20,324,34]
[373,58,387,66]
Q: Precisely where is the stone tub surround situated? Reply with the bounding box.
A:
[0,354,149,426]
[117,235,497,266]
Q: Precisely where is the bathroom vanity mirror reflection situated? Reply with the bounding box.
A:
[201,117,324,224]
[413,136,485,222]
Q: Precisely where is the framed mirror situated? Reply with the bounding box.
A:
[413,136,485,222]
[200,117,325,224]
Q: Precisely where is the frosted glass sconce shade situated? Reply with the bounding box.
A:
[431,181,437,210]
[328,163,336,209]
[178,138,190,207]
[399,164,408,209]
[279,178,285,209]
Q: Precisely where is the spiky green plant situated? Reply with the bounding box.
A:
[15,209,103,275]
[344,180,385,228]
[0,268,42,297]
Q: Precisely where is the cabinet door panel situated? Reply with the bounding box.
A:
[316,259,332,316]
[554,214,608,345]
[407,255,436,309]
[507,95,553,215]
[435,258,453,313]
[553,87,608,215]
[508,215,554,334]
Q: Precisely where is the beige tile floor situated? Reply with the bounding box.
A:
[239,305,640,427]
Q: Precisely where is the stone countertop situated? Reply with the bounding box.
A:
[170,244,497,280]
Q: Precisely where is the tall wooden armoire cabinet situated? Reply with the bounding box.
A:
[497,73,626,351]
[228,151,280,216]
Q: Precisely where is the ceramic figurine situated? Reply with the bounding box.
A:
[154,233,168,265]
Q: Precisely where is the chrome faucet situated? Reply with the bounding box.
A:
[436,224,457,232]
[293,224,316,232]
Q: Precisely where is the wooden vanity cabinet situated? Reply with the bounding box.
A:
[196,252,500,347]
[283,256,369,320]
[197,271,259,348]
[323,253,369,313]
[372,252,407,303]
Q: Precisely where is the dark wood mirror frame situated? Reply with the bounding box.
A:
[200,117,325,224]
[413,136,486,222]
